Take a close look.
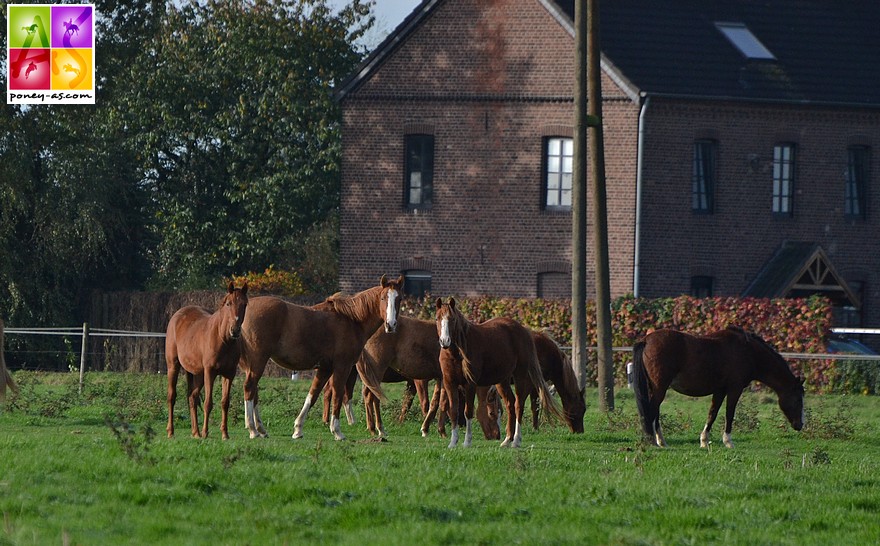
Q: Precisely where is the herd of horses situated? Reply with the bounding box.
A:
[160,274,805,448]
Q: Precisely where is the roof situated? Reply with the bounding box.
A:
[555,0,880,106]
[337,0,880,108]
[742,242,860,308]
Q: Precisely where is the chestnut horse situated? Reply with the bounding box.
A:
[238,275,403,440]
[425,330,585,434]
[632,326,805,448]
[165,282,249,439]
[356,315,500,440]
[435,297,563,448]
[1,318,19,404]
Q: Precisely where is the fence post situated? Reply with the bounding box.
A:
[79,322,89,395]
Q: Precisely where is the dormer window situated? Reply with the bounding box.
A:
[715,22,776,60]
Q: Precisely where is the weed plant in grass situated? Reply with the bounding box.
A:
[1,371,879,545]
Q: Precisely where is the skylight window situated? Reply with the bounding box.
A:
[715,22,776,60]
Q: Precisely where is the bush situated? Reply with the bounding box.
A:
[402,294,836,391]
[228,266,306,298]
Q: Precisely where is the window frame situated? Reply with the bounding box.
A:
[692,139,717,214]
[845,145,870,220]
[772,143,796,217]
[402,270,432,298]
[542,136,573,212]
[404,134,434,210]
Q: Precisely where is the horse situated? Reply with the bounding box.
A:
[355,316,500,440]
[238,275,403,440]
[165,282,248,439]
[421,382,501,440]
[1,318,20,404]
[435,297,563,448]
[631,326,805,448]
[424,330,584,435]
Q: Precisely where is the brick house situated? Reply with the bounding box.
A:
[335,0,880,328]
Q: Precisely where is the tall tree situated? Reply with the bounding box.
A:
[121,0,372,288]
[0,0,161,328]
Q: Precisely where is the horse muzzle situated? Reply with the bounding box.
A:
[229,326,242,340]
[384,320,398,334]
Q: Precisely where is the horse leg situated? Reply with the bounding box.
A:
[362,384,377,436]
[420,381,442,437]
[200,369,215,439]
[220,375,232,440]
[243,369,267,438]
[530,387,540,430]
[186,372,203,438]
[293,367,331,439]
[398,380,416,423]
[321,380,332,424]
[462,384,476,447]
[442,378,460,448]
[700,392,726,448]
[343,367,357,426]
[166,357,180,438]
[496,382,518,447]
[328,367,350,441]
[722,390,742,448]
[416,379,431,416]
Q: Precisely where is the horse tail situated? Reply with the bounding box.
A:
[0,318,18,403]
[526,344,565,424]
[631,340,654,439]
[356,352,387,402]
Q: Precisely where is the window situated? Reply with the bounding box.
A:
[692,140,716,213]
[404,135,434,209]
[845,145,870,220]
[772,143,795,216]
[715,22,776,60]
[402,270,431,298]
[543,137,573,210]
[537,271,570,299]
[691,276,714,298]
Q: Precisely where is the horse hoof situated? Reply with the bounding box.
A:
[292,432,304,440]
[421,430,429,438]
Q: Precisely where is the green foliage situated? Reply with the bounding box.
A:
[121,0,371,289]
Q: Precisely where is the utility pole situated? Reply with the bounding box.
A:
[571,0,588,392]
[588,0,614,411]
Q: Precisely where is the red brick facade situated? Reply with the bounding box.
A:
[338,0,880,328]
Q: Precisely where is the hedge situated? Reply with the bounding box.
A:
[402,295,850,392]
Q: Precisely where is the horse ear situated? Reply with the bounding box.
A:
[227,281,235,294]
[435,297,443,310]
[380,274,389,287]
[448,297,456,309]
[397,274,405,288]
[241,282,248,295]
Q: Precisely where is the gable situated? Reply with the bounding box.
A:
[742,242,860,308]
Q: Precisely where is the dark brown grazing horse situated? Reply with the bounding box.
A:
[356,315,500,440]
[435,297,563,448]
[632,326,805,448]
[165,282,249,439]
[1,318,19,404]
[238,275,403,440]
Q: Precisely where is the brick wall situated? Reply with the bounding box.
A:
[339,0,880,328]
[339,0,638,298]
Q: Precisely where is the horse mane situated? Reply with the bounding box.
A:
[541,330,581,395]
[446,304,475,383]
[321,286,381,323]
[727,325,802,382]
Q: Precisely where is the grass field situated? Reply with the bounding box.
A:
[1,371,879,545]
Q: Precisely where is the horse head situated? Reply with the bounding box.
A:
[222,281,248,340]
[778,380,805,431]
[435,297,459,350]
[379,274,404,333]
[747,331,805,431]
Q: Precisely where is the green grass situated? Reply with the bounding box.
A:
[2,371,879,545]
